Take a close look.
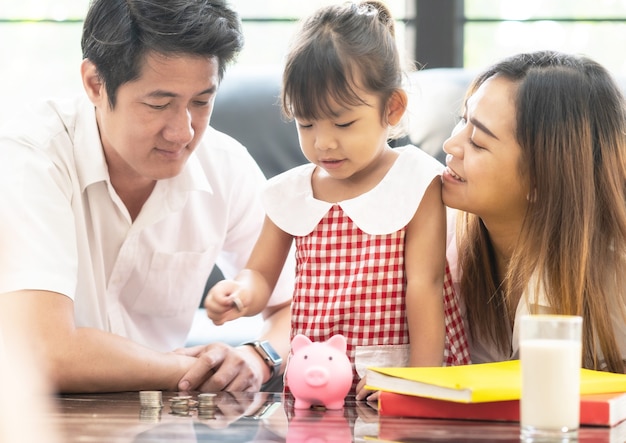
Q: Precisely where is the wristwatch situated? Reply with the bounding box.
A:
[242,340,283,379]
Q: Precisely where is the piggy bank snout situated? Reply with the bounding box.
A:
[304,365,330,387]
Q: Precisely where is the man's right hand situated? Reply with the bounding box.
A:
[174,342,268,392]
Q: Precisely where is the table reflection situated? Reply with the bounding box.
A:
[51,391,626,443]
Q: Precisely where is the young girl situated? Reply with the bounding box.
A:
[443,50,626,372]
[206,0,470,396]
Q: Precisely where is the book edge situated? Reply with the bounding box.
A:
[366,368,472,402]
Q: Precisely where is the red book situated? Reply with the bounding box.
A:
[378,391,626,427]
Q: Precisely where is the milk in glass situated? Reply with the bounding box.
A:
[519,315,582,441]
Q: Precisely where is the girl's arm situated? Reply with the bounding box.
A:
[404,177,447,367]
[205,216,293,325]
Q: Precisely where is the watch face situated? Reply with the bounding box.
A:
[259,341,282,364]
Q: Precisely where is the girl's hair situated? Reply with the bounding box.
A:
[281,1,404,131]
[458,50,626,372]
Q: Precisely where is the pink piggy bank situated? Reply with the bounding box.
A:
[286,334,352,410]
[286,408,352,443]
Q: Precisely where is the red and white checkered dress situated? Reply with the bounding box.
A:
[291,205,469,390]
[263,146,471,391]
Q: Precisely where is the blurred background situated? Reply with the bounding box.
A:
[2,0,626,347]
[2,0,626,124]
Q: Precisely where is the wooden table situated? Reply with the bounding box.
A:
[47,391,625,442]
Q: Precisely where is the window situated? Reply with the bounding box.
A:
[225,1,409,67]
[0,1,409,124]
[0,2,86,123]
[2,1,624,124]
[464,0,626,74]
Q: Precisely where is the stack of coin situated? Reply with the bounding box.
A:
[139,407,162,423]
[197,393,217,408]
[169,395,193,416]
[197,393,217,419]
[139,391,163,409]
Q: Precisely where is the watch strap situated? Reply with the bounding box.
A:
[241,340,282,379]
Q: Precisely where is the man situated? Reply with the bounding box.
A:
[0,0,293,393]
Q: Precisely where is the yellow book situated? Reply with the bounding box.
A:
[365,360,626,403]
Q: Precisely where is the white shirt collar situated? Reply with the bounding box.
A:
[73,98,212,208]
[262,145,444,236]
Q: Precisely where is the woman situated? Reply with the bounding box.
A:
[443,50,626,373]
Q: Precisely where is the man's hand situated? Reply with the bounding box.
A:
[176,301,291,393]
[204,392,274,429]
[175,342,268,392]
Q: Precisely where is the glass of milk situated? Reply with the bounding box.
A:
[520,314,583,441]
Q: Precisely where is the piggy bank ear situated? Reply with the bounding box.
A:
[291,334,313,353]
[326,334,347,354]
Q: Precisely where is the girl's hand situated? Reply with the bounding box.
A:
[355,376,379,402]
[204,280,246,325]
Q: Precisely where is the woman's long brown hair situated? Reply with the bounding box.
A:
[459,50,626,373]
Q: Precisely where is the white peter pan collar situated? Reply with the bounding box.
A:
[261,145,444,236]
